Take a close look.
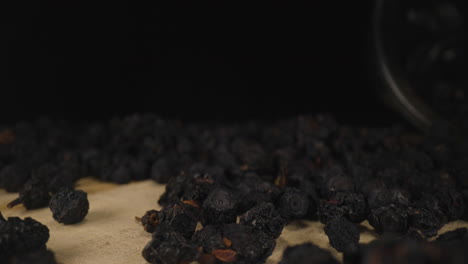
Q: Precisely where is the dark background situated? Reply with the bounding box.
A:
[0,1,399,124]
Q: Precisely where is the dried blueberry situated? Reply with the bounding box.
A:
[49,188,89,224]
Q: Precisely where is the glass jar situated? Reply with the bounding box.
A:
[374,0,466,131]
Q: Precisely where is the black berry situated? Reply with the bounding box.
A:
[49,188,89,224]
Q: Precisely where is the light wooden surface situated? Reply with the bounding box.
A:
[1,178,467,264]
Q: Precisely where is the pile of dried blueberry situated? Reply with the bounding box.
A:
[1,114,468,263]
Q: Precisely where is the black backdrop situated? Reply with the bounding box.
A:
[0,1,400,124]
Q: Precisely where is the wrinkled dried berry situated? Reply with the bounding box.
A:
[319,191,367,224]
[408,207,442,238]
[182,172,219,204]
[324,217,359,252]
[49,188,89,224]
[158,171,219,207]
[433,188,465,221]
[0,213,50,256]
[191,225,226,254]
[202,188,237,226]
[368,205,409,234]
[221,223,275,263]
[235,173,281,214]
[318,201,348,224]
[139,201,200,239]
[8,175,51,210]
[192,223,275,263]
[158,173,188,206]
[240,202,287,239]
[140,210,159,233]
[142,225,198,264]
[368,205,408,233]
